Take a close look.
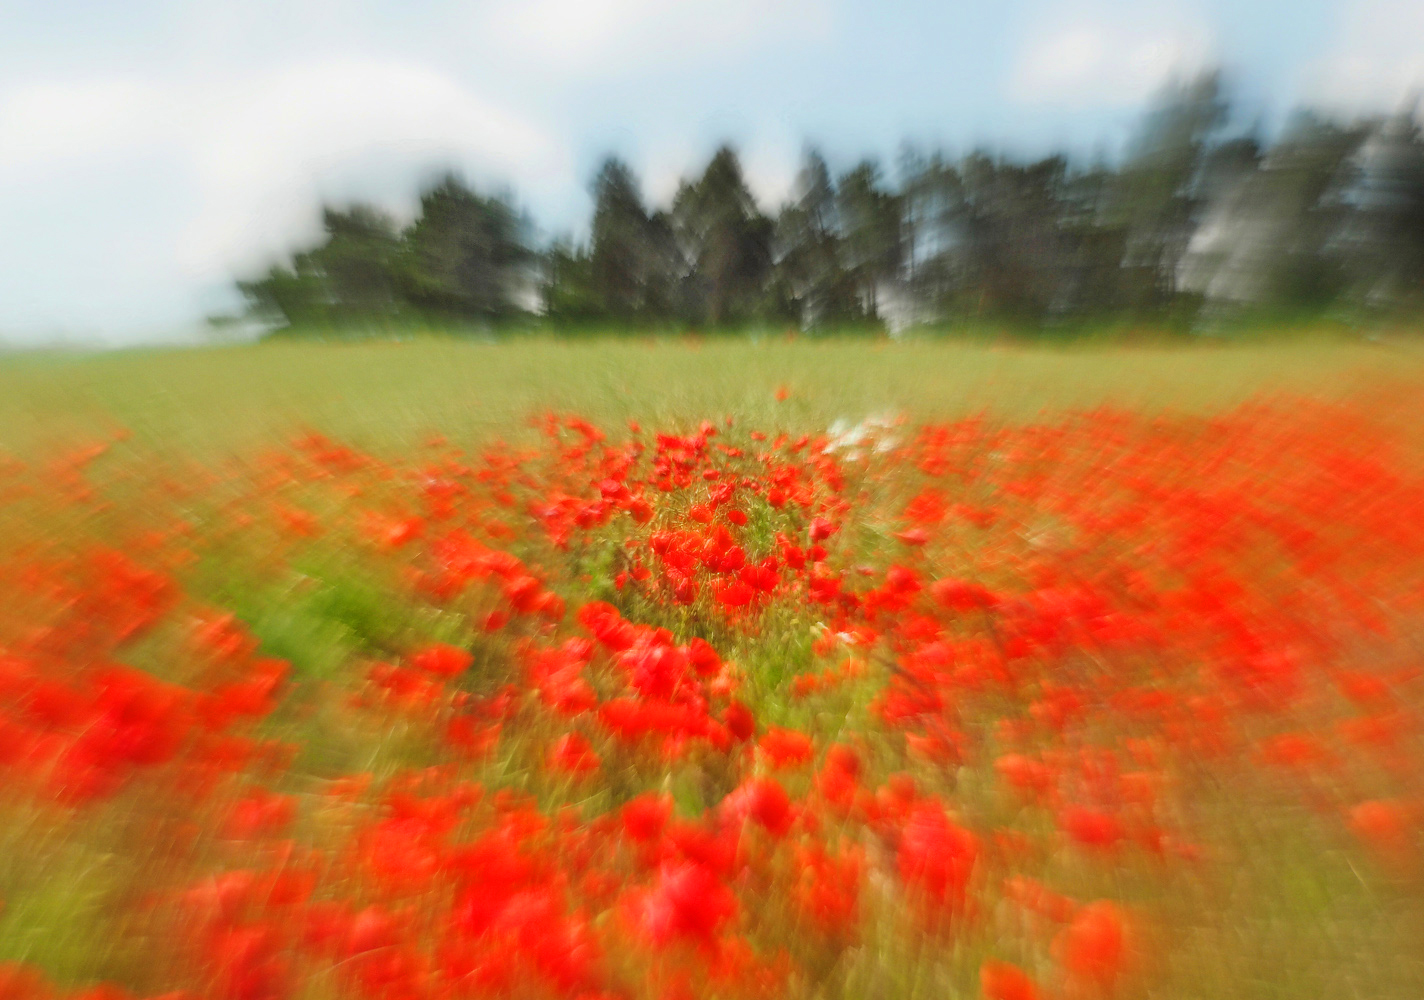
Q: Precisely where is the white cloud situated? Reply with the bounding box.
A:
[179,58,569,279]
[0,57,570,335]
[1009,6,1213,108]
[1306,0,1424,114]
[480,0,832,75]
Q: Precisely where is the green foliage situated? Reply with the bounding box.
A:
[402,173,536,320]
[669,146,777,327]
[233,72,1424,339]
[773,151,866,328]
[239,174,536,330]
[238,205,407,326]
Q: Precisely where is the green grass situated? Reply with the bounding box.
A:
[2,333,1421,460]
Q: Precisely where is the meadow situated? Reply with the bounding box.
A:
[3,334,1421,456]
[2,334,1424,1000]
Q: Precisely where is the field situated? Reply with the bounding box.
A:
[5,335,1423,456]
[2,334,1424,1000]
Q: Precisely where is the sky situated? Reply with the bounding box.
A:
[0,0,1421,344]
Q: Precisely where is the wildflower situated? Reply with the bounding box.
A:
[621,638,692,701]
[346,906,398,955]
[1059,807,1124,851]
[995,754,1055,801]
[410,643,472,678]
[548,733,601,776]
[1056,901,1129,989]
[713,579,755,609]
[894,527,929,546]
[758,727,814,769]
[980,961,1039,1000]
[686,638,721,677]
[721,777,795,837]
[635,861,738,946]
[622,793,673,843]
[793,842,862,936]
[931,578,997,611]
[578,602,637,651]
[723,702,755,742]
[224,789,296,840]
[816,745,862,811]
[897,801,977,912]
[1349,799,1414,863]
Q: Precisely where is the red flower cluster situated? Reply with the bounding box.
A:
[1,397,1422,1000]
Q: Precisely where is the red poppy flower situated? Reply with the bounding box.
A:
[980,961,1039,1000]
[1056,901,1129,988]
[410,643,472,678]
[721,777,795,837]
[622,793,673,843]
[897,801,978,910]
[757,727,814,769]
[635,861,738,946]
[723,702,755,742]
[548,733,600,776]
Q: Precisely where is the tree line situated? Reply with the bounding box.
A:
[237,74,1424,335]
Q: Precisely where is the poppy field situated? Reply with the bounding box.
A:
[2,337,1424,1000]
